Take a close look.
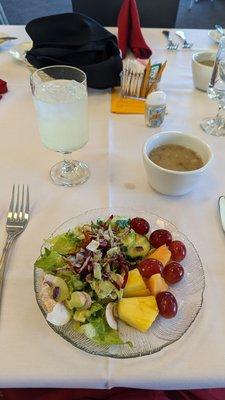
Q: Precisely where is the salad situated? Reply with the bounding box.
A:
[34,215,186,346]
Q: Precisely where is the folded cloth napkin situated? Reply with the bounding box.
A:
[118,0,152,59]
[0,78,8,100]
[0,79,7,94]
[111,87,145,114]
[25,13,122,89]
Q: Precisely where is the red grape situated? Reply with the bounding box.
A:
[169,240,186,262]
[150,229,172,248]
[163,262,184,284]
[130,217,150,235]
[156,291,178,318]
[138,258,163,279]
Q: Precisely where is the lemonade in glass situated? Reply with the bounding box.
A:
[31,66,89,186]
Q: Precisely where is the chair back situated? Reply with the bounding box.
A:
[72,0,179,27]
[0,2,9,24]
[0,0,71,24]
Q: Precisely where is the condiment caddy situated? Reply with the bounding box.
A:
[120,58,167,99]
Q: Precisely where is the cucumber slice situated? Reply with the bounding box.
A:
[122,233,150,260]
[121,232,136,249]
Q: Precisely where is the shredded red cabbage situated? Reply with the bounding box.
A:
[53,286,60,300]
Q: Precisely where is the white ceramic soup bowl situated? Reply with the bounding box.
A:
[192,51,216,92]
[142,131,213,196]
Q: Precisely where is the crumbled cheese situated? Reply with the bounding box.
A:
[86,240,99,252]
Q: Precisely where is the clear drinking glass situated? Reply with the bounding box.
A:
[201,36,225,136]
[30,65,89,186]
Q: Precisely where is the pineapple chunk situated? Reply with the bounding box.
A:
[131,288,151,297]
[118,296,158,333]
[123,268,150,297]
[147,273,168,296]
[148,245,171,266]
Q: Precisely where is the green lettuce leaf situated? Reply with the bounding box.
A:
[48,231,82,255]
[78,323,96,339]
[34,249,65,272]
[93,329,126,346]
[88,302,103,317]
[56,271,84,293]
[90,316,127,346]
[90,280,115,299]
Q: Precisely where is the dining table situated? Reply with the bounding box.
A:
[0,25,225,391]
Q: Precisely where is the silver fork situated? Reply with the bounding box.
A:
[162,30,178,50]
[0,36,17,41]
[0,185,30,306]
[175,30,193,49]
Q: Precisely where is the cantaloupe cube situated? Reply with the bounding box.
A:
[123,268,149,297]
[148,244,171,266]
[118,296,158,333]
[147,273,168,296]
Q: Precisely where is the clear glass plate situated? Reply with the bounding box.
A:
[34,208,205,358]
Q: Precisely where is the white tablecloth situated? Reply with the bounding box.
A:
[0,26,225,390]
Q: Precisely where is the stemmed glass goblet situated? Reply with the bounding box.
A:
[31,65,89,186]
[201,37,225,136]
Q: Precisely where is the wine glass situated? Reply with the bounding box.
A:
[30,65,89,186]
[200,36,225,136]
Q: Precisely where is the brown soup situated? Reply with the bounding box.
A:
[149,144,204,172]
[199,60,214,67]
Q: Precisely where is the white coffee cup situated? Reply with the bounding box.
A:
[192,51,216,92]
[143,131,213,196]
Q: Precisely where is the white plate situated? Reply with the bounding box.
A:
[9,41,32,62]
[208,29,225,44]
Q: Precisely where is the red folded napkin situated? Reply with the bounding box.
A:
[117,0,152,59]
[0,79,8,98]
